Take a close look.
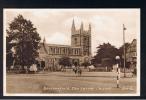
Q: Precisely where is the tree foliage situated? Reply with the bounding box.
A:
[93,43,118,66]
[6,15,41,68]
[81,62,90,68]
[118,43,130,58]
[118,43,130,68]
[6,36,14,68]
[92,42,131,68]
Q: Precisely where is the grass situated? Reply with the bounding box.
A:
[6,71,136,94]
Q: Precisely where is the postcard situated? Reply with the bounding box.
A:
[3,9,140,96]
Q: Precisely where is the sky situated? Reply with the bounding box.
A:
[4,9,140,56]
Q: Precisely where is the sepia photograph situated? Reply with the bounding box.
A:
[3,9,140,96]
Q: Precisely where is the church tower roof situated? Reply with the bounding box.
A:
[72,19,76,30]
[89,23,91,32]
[80,21,84,30]
[89,23,91,29]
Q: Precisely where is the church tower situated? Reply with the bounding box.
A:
[71,19,91,57]
[71,19,81,47]
[81,23,91,56]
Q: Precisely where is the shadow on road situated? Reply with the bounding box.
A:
[59,75,116,78]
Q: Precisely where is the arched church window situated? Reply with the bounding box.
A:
[84,37,87,45]
[63,48,65,54]
[84,37,86,41]
[74,38,77,44]
[50,48,52,53]
[53,48,55,53]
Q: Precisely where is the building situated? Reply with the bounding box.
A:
[37,20,92,70]
[126,39,137,68]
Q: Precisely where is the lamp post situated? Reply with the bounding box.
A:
[115,56,120,88]
[123,24,126,77]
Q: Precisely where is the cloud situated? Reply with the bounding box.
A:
[4,9,140,56]
[46,32,70,45]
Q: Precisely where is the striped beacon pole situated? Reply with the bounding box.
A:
[115,56,120,88]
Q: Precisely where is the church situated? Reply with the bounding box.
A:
[37,20,92,70]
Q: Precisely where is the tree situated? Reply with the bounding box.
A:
[118,43,130,58]
[6,36,15,70]
[93,43,118,67]
[81,62,90,69]
[59,56,72,67]
[118,43,130,68]
[6,15,41,69]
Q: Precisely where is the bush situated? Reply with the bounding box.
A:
[82,62,90,68]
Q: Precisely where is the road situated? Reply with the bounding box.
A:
[6,71,136,94]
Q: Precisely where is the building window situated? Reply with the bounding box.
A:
[53,48,55,54]
[63,48,65,54]
[84,37,86,42]
[56,48,58,54]
[74,38,77,44]
[72,49,74,55]
[50,47,52,54]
